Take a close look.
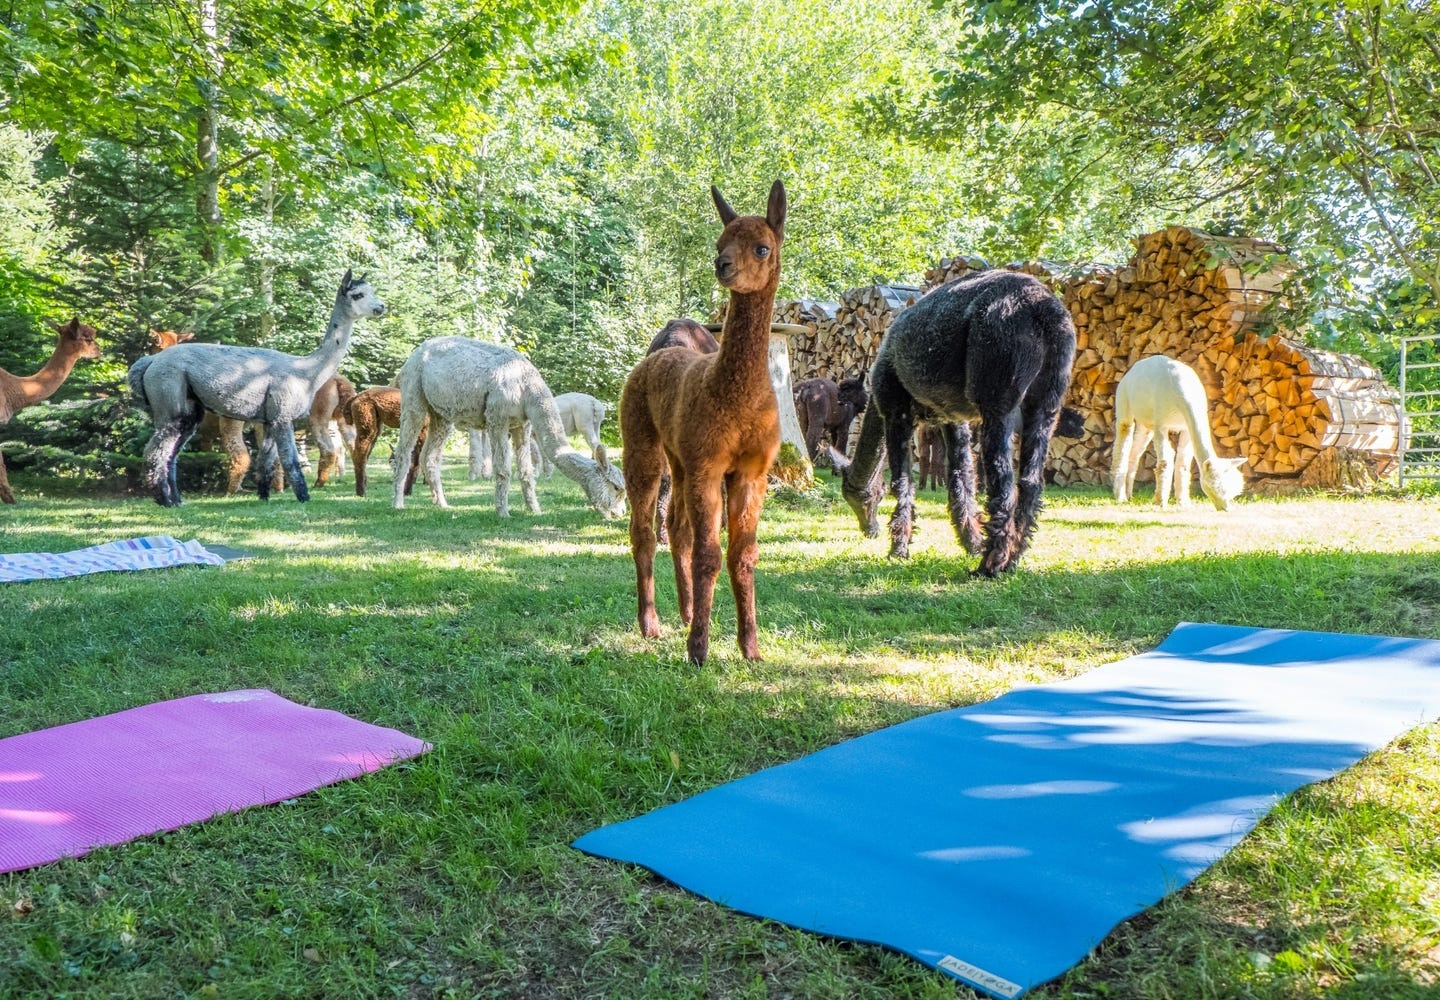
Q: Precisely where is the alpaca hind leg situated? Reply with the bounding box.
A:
[1174,433,1196,506]
[0,446,12,504]
[405,430,425,496]
[351,420,376,498]
[489,427,511,516]
[1005,397,1064,571]
[513,425,541,514]
[725,471,767,661]
[1125,427,1152,503]
[255,427,279,501]
[682,474,726,666]
[667,461,696,626]
[468,430,489,480]
[313,421,341,487]
[391,407,424,509]
[1152,432,1176,508]
[165,406,204,507]
[975,410,1021,577]
[943,422,985,554]
[143,418,190,507]
[272,420,309,502]
[623,445,665,640]
[655,468,673,545]
[883,408,917,559]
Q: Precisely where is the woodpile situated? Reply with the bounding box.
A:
[921,227,1403,491]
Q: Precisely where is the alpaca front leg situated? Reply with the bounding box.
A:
[725,471,767,661]
[0,446,13,504]
[683,482,726,666]
[512,425,541,514]
[883,410,917,559]
[943,422,984,554]
[272,420,309,502]
[468,430,489,480]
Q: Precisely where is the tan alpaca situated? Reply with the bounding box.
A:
[0,319,102,503]
[620,181,785,666]
[345,386,424,498]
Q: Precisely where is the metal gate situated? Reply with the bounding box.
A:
[1400,333,1440,486]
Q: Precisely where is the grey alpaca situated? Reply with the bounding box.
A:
[833,270,1075,577]
[392,336,626,519]
[128,270,384,506]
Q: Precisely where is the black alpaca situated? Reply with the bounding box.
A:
[646,319,720,545]
[834,270,1075,577]
[793,376,868,462]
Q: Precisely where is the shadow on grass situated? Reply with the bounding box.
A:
[5,482,1440,997]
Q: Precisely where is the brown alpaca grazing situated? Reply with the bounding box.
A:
[916,424,946,491]
[345,386,423,498]
[620,181,785,665]
[0,319,102,504]
[645,318,721,545]
[793,376,868,461]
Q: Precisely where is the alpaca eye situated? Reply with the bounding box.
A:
[755,246,770,258]
[350,292,364,300]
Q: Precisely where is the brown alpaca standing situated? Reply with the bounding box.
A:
[345,386,423,498]
[620,180,785,665]
[0,319,102,504]
[308,374,357,487]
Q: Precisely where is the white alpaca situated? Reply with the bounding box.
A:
[393,336,626,518]
[553,392,607,461]
[1112,355,1246,510]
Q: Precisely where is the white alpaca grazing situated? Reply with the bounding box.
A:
[393,337,626,518]
[1112,355,1246,510]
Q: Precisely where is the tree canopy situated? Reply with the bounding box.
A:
[0,0,1433,398]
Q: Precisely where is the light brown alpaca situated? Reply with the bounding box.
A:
[620,180,785,665]
[309,374,357,487]
[345,386,424,498]
[147,330,353,494]
[0,318,102,504]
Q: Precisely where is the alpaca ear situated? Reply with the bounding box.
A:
[594,443,609,468]
[766,179,786,242]
[341,268,354,290]
[711,186,738,226]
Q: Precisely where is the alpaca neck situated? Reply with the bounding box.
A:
[527,394,578,465]
[1177,396,1221,465]
[712,276,778,392]
[5,341,84,412]
[297,298,355,389]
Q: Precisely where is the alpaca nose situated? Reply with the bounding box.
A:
[714,256,735,279]
[372,303,387,316]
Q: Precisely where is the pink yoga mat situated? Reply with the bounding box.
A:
[0,690,429,874]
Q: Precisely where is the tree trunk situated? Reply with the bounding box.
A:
[195,0,222,263]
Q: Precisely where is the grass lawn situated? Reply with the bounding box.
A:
[3,455,1440,999]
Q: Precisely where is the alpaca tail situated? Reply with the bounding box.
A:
[127,355,155,414]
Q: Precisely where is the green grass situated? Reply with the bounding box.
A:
[4,457,1440,998]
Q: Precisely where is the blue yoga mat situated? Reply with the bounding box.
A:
[574,623,1440,998]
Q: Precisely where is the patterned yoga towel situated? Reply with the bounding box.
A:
[0,535,230,583]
